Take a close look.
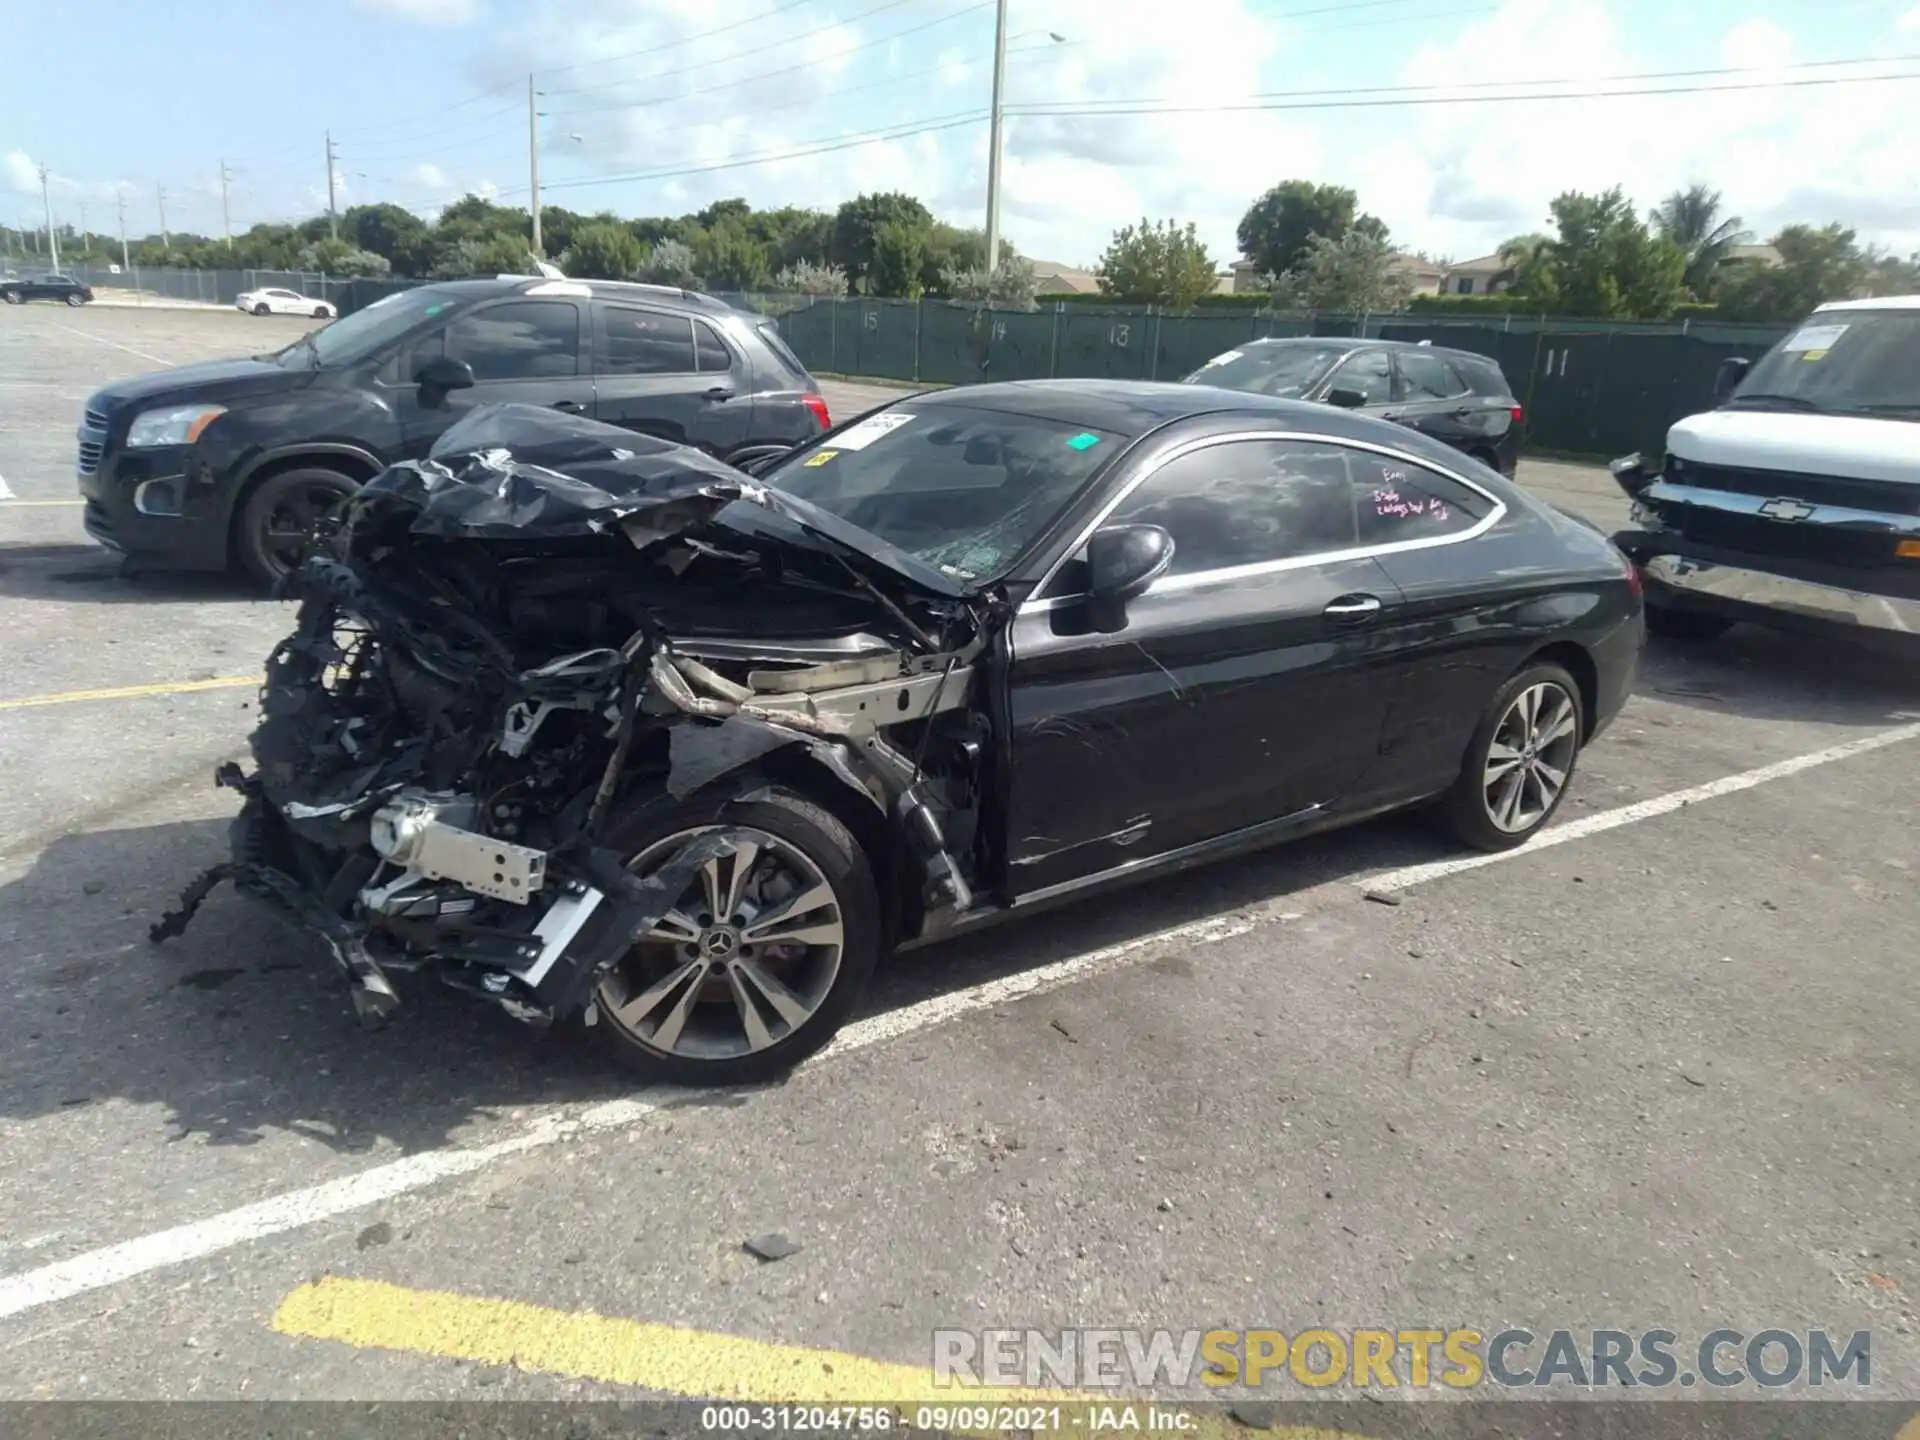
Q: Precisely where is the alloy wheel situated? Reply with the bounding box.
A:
[260,479,352,577]
[596,825,846,1061]
[1481,681,1579,834]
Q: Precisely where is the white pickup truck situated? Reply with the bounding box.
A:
[1609,296,1920,649]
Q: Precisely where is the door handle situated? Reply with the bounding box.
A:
[551,399,585,414]
[1323,594,1383,622]
[703,385,735,401]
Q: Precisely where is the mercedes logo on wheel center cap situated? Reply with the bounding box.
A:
[701,928,740,960]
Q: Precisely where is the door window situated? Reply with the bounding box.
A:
[1397,351,1471,401]
[1350,452,1495,545]
[1102,440,1361,577]
[445,301,581,380]
[600,304,696,375]
[693,319,733,373]
[1325,350,1393,404]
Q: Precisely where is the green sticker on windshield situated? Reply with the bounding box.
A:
[1066,432,1101,450]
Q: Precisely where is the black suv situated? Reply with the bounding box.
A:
[1184,337,1524,475]
[3,272,93,306]
[76,277,833,584]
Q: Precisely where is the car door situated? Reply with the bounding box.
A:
[1317,347,1397,420]
[1390,349,1492,455]
[272,290,301,314]
[1342,448,1532,802]
[392,297,594,457]
[590,300,752,456]
[1003,435,1416,897]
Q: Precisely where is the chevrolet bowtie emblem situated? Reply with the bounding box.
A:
[1758,497,1817,522]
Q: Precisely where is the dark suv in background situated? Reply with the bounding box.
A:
[76,277,833,584]
[3,272,93,305]
[1185,336,1524,475]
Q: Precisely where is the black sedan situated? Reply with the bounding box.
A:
[160,381,1641,1085]
[2,272,93,306]
[1185,336,1525,476]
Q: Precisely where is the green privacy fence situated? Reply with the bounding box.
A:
[768,298,1796,460]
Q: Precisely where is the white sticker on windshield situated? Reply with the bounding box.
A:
[1782,323,1849,353]
[831,411,917,450]
[1202,349,1243,367]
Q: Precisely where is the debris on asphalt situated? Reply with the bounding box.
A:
[1363,890,1403,906]
[1157,1198,1174,1212]
[1680,1071,1708,1087]
[1049,1018,1077,1043]
[355,1222,392,1251]
[744,1232,802,1262]
[82,880,105,895]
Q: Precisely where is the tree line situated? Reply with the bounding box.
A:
[12,191,1040,304]
[13,177,1913,325]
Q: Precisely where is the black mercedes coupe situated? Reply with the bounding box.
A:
[157,379,1643,1084]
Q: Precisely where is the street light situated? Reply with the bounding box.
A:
[984,16,1067,271]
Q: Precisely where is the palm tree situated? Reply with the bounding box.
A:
[1493,232,1554,294]
[1651,185,1751,299]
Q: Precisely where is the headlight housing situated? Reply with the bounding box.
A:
[126,404,226,449]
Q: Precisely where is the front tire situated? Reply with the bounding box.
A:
[1645,604,1733,641]
[590,785,881,1086]
[1438,662,1584,852]
[313,306,331,318]
[253,303,271,316]
[235,466,358,588]
[65,292,85,307]
[2,291,20,305]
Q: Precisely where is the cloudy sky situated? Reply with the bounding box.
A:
[4,0,1918,270]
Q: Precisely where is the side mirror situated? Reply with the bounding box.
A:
[415,355,475,404]
[1083,523,1175,633]
[1325,387,1367,409]
[1713,356,1750,405]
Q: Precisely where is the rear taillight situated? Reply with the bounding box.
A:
[1622,551,1643,597]
[803,393,831,431]
[1510,404,1524,425]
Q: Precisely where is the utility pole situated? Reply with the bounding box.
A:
[156,184,170,250]
[78,200,89,257]
[219,160,234,249]
[983,0,1009,272]
[325,131,339,241]
[40,164,60,274]
[527,73,542,258]
[117,191,129,271]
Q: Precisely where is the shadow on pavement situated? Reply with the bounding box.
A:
[1637,624,1920,727]
[0,805,1433,1153]
[0,545,268,606]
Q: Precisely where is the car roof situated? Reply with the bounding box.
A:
[412,275,752,318]
[1814,295,1920,312]
[1236,335,1501,366]
[893,377,1345,439]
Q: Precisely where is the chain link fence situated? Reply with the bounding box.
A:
[0,253,421,314]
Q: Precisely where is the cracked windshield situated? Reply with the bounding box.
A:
[763,404,1118,580]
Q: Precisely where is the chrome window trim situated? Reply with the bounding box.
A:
[1019,428,1509,614]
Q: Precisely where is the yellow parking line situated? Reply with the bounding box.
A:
[271,1278,1356,1438]
[0,675,259,712]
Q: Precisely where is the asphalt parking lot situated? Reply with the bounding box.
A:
[0,305,1917,1418]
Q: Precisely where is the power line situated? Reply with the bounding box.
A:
[1016,50,1920,115]
[501,61,1920,199]
[1012,63,1920,119]
[501,108,991,196]
[543,0,979,99]
[537,0,817,76]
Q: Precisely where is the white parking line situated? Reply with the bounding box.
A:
[1361,719,1920,894]
[0,723,1914,1324]
[40,322,172,366]
[0,914,1255,1323]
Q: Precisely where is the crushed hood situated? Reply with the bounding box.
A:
[344,403,971,600]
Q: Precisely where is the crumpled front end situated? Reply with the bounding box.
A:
[152,404,995,1028]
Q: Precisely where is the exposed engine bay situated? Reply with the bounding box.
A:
[152,405,1001,1045]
